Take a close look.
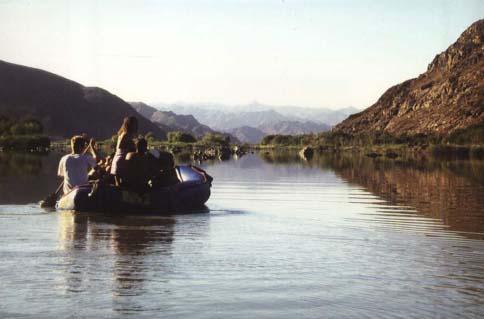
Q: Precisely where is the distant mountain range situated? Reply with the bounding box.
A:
[0,60,165,139]
[334,19,484,136]
[130,102,214,138]
[130,102,241,143]
[228,126,266,144]
[151,102,356,143]
[0,59,340,144]
[258,121,331,135]
[153,102,357,128]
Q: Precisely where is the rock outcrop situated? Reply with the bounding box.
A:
[334,19,484,136]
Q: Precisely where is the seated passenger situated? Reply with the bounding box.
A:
[111,116,138,186]
[124,138,153,192]
[58,136,98,194]
[149,151,180,188]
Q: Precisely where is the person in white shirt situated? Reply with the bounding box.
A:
[58,135,98,195]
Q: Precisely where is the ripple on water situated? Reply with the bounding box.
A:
[0,204,51,216]
[0,153,483,318]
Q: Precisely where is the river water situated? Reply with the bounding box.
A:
[0,151,483,318]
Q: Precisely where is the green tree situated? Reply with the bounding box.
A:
[168,131,197,143]
[5,119,43,136]
[201,132,230,146]
[22,119,43,135]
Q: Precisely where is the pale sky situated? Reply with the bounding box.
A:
[0,0,482,109]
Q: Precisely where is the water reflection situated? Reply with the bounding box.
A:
[0,152,61,204]
[259,150,484,239]
[58,211,175,298]
[0,150,483,317]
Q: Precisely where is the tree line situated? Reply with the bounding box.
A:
[260,124,484,147]
[0,116,50,151]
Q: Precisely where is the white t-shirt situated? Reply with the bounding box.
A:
[57,154,97,194]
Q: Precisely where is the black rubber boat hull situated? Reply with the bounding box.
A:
[57,166,211,213]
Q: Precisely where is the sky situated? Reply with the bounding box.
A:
[0,0,482,110]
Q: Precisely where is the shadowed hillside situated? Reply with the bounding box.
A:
[0,61,166,139]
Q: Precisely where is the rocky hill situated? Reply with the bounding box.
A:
[334,19,484,137]
[130,101,159,120]
[0,60,166,139]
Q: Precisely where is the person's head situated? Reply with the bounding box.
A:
[158,151,175,169]
[70,135,86,154]
[117,116,138,136]
[135,137,148,154]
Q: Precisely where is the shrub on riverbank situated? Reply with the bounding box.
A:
[167,131,197,144]
[444,124,484,145]
[0,117,44,136]
[259,130,484,159]
[0,135,50,151]
[260,132,425,148]
[201,133,230,146]
[430,144,484,160]
[261,134,313,146]
[0,117,50,151]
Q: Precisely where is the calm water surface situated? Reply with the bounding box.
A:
[0,151,483,318]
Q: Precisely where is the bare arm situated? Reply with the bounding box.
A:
[82,138,99,161]
[116,133,126,150]
[125,152,136,160]
[88,139,98,160]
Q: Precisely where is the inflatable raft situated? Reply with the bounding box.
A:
[57,165,212,213]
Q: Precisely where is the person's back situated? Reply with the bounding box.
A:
[150,151,179,188]
[58,136,98,194]
[59,154,95,192]
[124,138,152,192]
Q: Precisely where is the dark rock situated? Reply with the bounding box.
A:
[385,151,399,159]
[366,152,382,158]
[299,146,314,160]
[218,146,232,161]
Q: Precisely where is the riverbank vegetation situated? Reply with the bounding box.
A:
[259,124,484,159]
[145,131,232,149]
[48,124,484,162]
[0,117,50,152]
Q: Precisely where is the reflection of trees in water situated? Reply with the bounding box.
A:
[327,154,484,237]
[58,212,176,298]
[258,150,484,237]
[259,149,302,165]
[0,152,44,176]
[0,152,62,204]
